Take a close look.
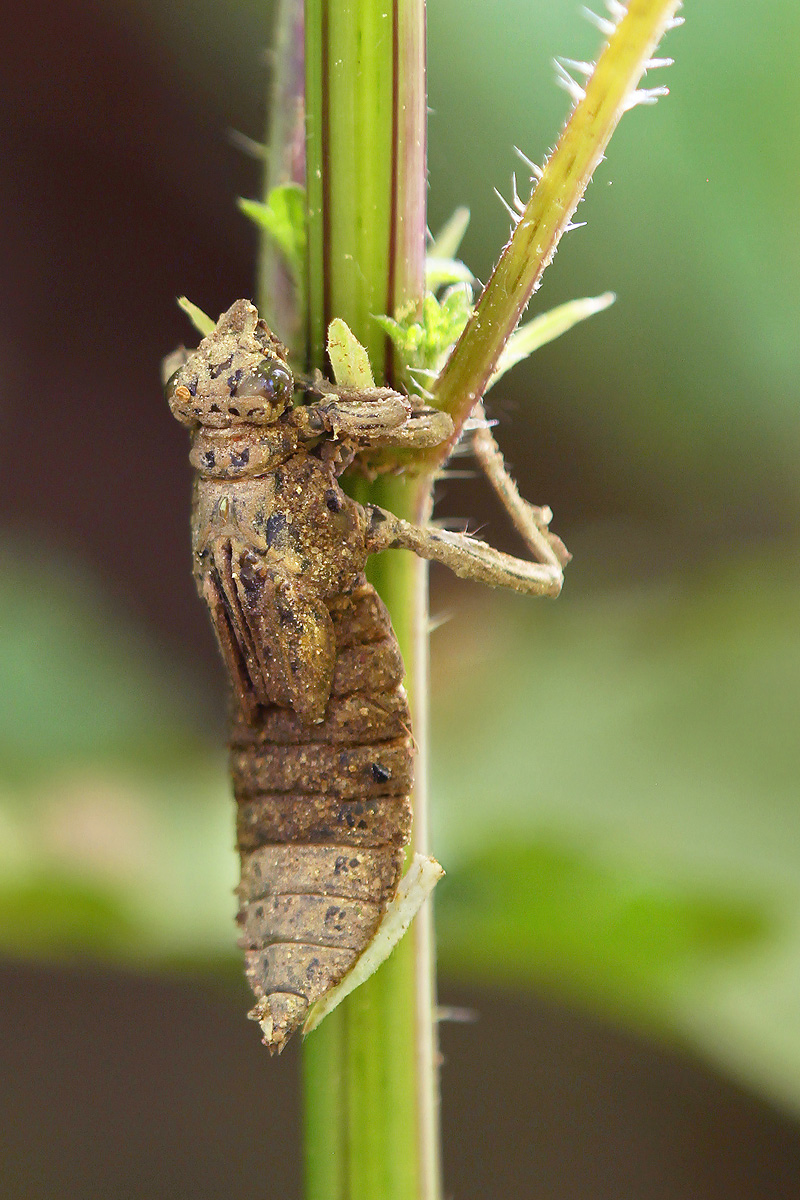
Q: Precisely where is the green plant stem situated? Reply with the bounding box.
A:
[431,0,682,457]
[297,3,439,1200]
[300,483,437,1200]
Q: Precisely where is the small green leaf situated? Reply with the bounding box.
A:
[487,292,616,391]
[327,319,376,387]
[425,208,473,293]
[177,296,215,337]
[239,183,307,294]
[428,206,470,260]
[425,256,474,293]
[375,283,475,391]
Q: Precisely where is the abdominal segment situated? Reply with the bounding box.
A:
[231,581,414,1053]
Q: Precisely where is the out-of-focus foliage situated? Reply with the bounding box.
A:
[239,183,307,303]
[0,546,204,781]
[438,841,765,1032]
[432,561,800,1110]
[0,545,235,965]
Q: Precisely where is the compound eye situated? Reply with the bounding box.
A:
[237,359,294,403]
[164,367,182,400]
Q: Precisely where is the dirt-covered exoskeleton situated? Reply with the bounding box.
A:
[166,299,567,1052]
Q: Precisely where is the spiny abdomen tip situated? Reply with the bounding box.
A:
[248,992,308,1055]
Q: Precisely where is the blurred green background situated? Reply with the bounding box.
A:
[3,0,800,1195]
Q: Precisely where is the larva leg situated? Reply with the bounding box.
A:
[293,398,454,451]
[365,506,564,598]
[291,393,410,440]
[469,401,570,571]
[363,405,454,450]
[198,571,258,722]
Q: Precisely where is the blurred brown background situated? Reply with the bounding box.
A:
[3,0,800,1196]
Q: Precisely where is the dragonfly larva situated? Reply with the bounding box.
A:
[166,299,566,1051]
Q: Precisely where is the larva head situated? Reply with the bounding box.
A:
[165,299,294,429]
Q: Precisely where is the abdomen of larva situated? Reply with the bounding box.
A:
[230,581,414,1053]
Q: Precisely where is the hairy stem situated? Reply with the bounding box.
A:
[430,0,682,456]
[259,0,306,351]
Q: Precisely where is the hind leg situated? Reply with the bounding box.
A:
[469,401,570,571]
[362,398,569,597]
[364,505,565,598]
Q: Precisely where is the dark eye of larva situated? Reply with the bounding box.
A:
[164,367,182,400]
[236,359,294,403]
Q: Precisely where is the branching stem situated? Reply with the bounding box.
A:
[430,0,682,457]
